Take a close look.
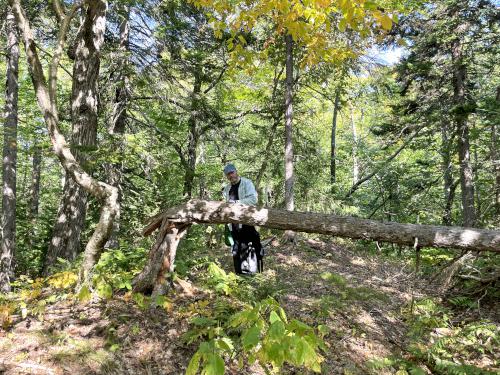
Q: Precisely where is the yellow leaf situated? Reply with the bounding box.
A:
[1,305,14,330]
[314,0,330,9]
[380,14,392,30]
[47,271,78,289]
[338,18,347,31]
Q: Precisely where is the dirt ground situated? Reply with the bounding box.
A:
[0,237,497,374]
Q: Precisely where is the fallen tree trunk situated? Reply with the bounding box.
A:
[144,200,500,252]
[133,200,499,294]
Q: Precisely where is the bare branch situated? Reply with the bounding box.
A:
[35,42,73,78]
[203,65,227,94]
[345,126,424,198]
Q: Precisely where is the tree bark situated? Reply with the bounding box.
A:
[198,142,209,199]
[452,37,476,227]
[106,4,131,248]
[492,87,500,218]
[0,9,19,293]
[45,1,107,272]
[441,121,454,225]
[330,90,340,185]
[8,0,118,283]
[132,218,189,295]
[145,200,500,252]
[183,72,202,199]
[349,101,359,185]
[256,67,283,205]
[256,116,279,203]
[284,33,294,211]
[28,143,42,219]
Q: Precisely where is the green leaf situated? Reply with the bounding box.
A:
[266,342,285,367]
[302,340,319,368]
[217,337,234,352]
[278,307,288,323]
[97,282,113,299]
[409,367,427,375]
[317,324,330,338]
[242,325,261,350]
[289,337,306,366]
[269,310,281,324]
[191,316,217,327]
[77,285,91,302]
[288,319,313,334]
[203,353,225,375]
[186,351,201,375]
[268,321,286,340]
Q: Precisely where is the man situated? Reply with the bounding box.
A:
[222,164,263,274]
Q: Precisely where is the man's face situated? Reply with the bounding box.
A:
[226,170,239,184]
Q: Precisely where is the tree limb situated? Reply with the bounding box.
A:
[345,126,423,198]
[51,0,66,23]
[144,200,500,252]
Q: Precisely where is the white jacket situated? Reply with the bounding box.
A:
[223,177,257,205]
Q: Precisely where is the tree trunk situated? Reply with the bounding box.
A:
[349,101,359,184]
[9,0,119,283]
[144,200,500,252]
[441,122,454,225]
[132,218,189,295]
[284,34,294,211]
[256,67,283,205]
[198,142,209,199]
[256,116,279,204]
[28,143,42,219]
[492,87,500,218]
[27,143,42,255]
[44,0,108,272]
[183,73,202,199]
[0,9,19,293]
[452,37,476,227]
[330,90,340,185]
[106,4,131,249]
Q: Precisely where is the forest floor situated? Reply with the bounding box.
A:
[0,236,498,374]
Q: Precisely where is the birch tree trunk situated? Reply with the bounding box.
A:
[0,9,19,293]
[106,4,131,248]
[45,0,108,272]
[330,90,340,185]
[284,34,294,211]
[8,0,119,283]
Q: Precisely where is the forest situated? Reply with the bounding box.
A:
[0,0,499,374]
